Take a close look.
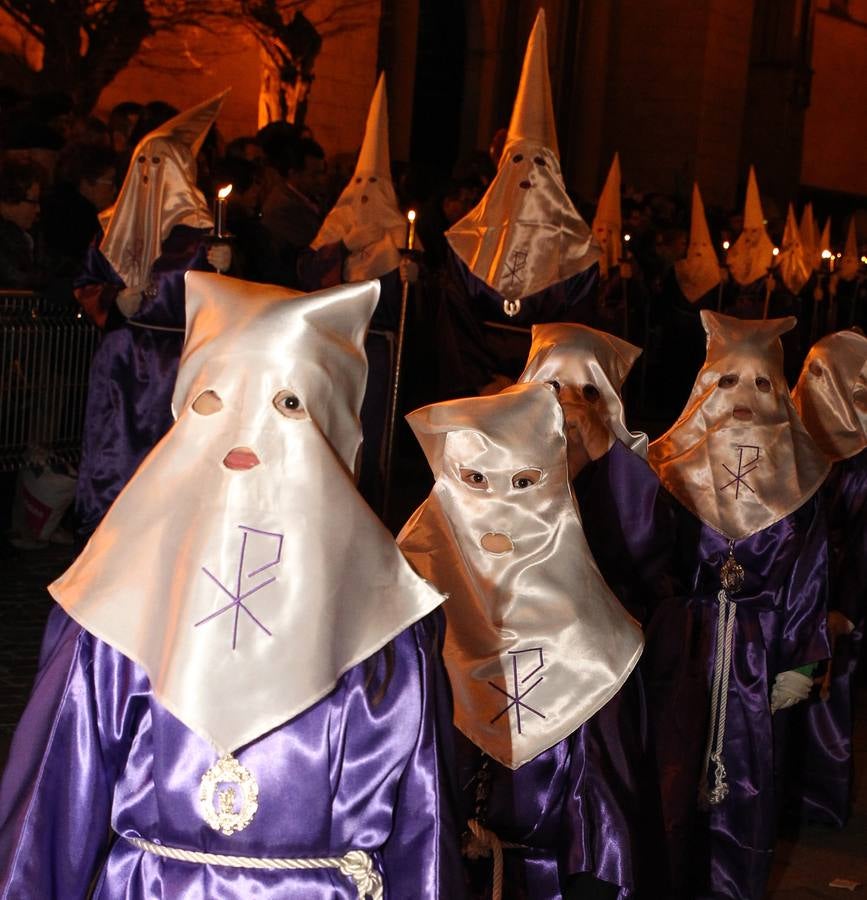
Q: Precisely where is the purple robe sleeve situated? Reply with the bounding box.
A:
[777,492,831,673]
[0,628,143,897]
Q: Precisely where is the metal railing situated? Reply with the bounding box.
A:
[0,292,98,472]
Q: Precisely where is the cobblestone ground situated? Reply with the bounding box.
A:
[0,543,865,897]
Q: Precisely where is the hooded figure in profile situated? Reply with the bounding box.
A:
[646,311,830,900]
[518,323,676,625]
[787,330,867,828]
[0,273,464,899]
[436,9,600,399]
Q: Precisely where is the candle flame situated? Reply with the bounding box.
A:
[722,241,730,251]
[218,184,233,200]
[623,233,631,242]
[407,209,416,223]
[821,249,832,260]
[862,256,867,265]
[772,247,779,256]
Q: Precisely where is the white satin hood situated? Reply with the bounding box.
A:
[778,204,811,296]
[675,182,721,302]
[398,383,642,770]
[100,92,227,287]
[50,272,444,754]
[310,73,408,281]
[792,330,867,462]
[649,311,829,539]
[727,166,774,287]
[446,10,598,302]
[518,322,647,470]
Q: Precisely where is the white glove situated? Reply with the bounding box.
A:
[770,669,813,713]
[207,243,232,273]
[116,286,143,317]
[343,222,382,253]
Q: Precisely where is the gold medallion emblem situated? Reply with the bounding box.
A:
[199,754,259,835]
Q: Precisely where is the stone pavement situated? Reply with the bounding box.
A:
[0,542,865,897]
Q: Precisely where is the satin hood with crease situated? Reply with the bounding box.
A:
[49,272,445,755]
[445,10,598,302]
[100,91,227,288]
[792,330,867,462]
[649,311,829,540]
[310,72,409,281]
[398,383,643,770]
[518,322,647,471]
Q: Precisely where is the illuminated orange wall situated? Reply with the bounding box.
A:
[801,9,867,195]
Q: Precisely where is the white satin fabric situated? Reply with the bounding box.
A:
[446,10,598,302]
[50,273,444,755]
[398,383,643,770]
[728,167,774,287]
[792,330,867,462]
[518,322,647,471]
[778,204,811,296]
[675,182,721,303]
[310,73,409,281]
[100,92,227,288]
[649,311,829,540]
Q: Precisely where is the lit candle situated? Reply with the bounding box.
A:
[772,247,779,257]
[722,240,730,252]
[821,248,833,274]
[406,209,416,251]
[214,184,232,238]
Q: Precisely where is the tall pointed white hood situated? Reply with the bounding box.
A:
[727,166,774,287]
[675,182,721,302]
[446,9,597,305]
[592,153,622,279]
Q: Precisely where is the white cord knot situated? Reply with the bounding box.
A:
[699,589,737,808]
[337,849,383,900]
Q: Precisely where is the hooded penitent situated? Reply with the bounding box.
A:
[675,181,721,302]
[778,203,811,296]
[592,153,622,279]
[310,72,409,282]
[800,203,819,271]
[100,91,227,289]
[49,272,444,755]
[398,383,642,771]
[839,217,860,282]
[727,166,775,287]
[792,330,867,462]
[518,322,647,471]
[446,9,597,307]
[648,311,829,539]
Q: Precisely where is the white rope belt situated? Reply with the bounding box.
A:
[123,835,383,899]
[699,589,737,807]
[464,818,527,900]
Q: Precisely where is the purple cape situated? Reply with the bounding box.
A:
[786,449,867,826]
[0,613,465,898]
[73,226,212,536]
[644,494,829,899]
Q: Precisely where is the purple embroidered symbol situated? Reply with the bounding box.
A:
[720,444,760,498]
[504,248,528,288]
[489,647,547,734]
[195,526,284,650]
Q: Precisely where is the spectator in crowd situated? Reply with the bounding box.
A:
[0,160,48,290]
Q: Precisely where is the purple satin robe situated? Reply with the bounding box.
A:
[788,449,867,826]
[644,494,830,899]
[0,614,464,898]
[572,440,677,625]
[435,252,599,398]
[73,226,212,536]
[454,674,654,899]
